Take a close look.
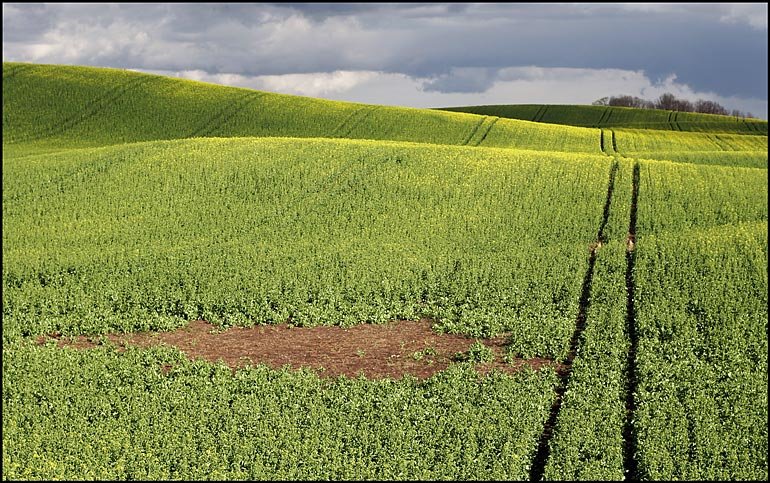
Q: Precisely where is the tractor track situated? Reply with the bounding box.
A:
[8,75,155,143]
[529,159,619,481]
[461,116,487,146]
[473,117,498,146]
[187,91,263,138]
[622,161,640,481]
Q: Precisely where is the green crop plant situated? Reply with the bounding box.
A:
[3,137,613,361]
[411,347,437,361]
[630,159,768,480]
[454,340,495,363]
[2,342,558,480]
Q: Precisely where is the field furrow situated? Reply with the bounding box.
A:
[187,91,263,138]
[8,75,155,143]
[469,116,499,146]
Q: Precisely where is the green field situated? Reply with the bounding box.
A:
[439,104,769,135]
[3,62,768,480]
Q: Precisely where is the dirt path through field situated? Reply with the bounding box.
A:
[38,319,560,380]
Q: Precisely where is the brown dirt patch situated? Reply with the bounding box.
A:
[626,233,636,252]
[36,319,559,380]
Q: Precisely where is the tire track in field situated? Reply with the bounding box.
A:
[9,75,155,143]
[533,105,549,123]
[331,107,367,137]
[600,129,613,155]
[344,106,379,138]
[707,134,728,150]
[622,161,640,481]
[531,105,546,122]
[472,116,498,146]
[604,108,614,125]
[336,106,379,139]
[460,116,487,146]
[187,91,263,138]
[611,129,619,155]
[673,111,682,131]
[713,134,738,151]
[530,159,619,481]
[596,107,610,127]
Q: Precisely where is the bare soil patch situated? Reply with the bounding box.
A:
[36,319,559,380]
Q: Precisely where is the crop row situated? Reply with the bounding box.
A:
[541,158,634,480]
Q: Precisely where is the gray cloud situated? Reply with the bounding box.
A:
[3,3,767,109]
[421,67,499,93]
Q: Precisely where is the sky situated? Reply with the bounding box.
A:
[3,3,768,119]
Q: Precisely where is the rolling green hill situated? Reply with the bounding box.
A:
[3,62,601,156]
[3,61,767,481]
[438,103,768,135]
[6,63,766,169]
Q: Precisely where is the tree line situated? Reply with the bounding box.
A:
[592,93,755,118]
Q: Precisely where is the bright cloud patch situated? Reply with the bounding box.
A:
[142,66,766,119]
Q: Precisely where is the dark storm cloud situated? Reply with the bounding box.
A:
[3,3,767,101]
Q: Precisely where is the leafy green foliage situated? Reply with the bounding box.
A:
[2,342,558,480]
[454,340,495,363]
[632,159,768,480]
[3,138,612,360]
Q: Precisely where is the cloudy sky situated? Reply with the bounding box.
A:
[3,3,768,118]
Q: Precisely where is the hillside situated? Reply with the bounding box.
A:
[3,62,767,481]
[3,62,600,156]
[438,103,768,135]
[5,63,766,170]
